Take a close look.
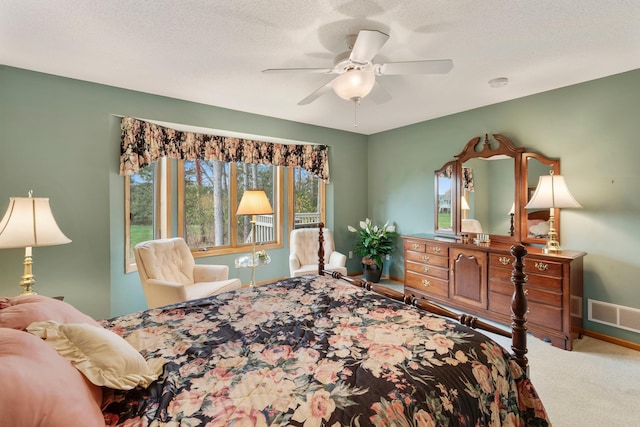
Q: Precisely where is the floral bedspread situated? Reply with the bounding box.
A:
[102,275,549,426]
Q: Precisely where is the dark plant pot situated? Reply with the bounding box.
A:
[363,262,383,283]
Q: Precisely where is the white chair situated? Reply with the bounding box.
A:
[133,237,241,308]
[289,227,347,277]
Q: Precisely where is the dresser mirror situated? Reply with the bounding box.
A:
[434,134,559,244]
[434,161,457,236]
[521,152,560,245]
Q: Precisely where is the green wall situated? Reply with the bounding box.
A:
[1,65,638,343]
[368,69,640,343]
[0,66,368,319]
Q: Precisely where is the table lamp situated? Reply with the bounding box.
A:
[0,191,71,295]
[525,172,581,254]
[236,190,273,287]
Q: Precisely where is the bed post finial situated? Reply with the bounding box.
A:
[510,244,528,372]
[318,222,325,275]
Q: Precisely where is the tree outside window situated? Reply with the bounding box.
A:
[182,160,278,251]
[125,164,156,272]
[183,160,230,248]
[290,167,325,229]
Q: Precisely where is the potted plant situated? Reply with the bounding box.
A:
[347,218,398,283]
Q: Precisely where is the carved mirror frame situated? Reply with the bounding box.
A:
[434,134,560,245]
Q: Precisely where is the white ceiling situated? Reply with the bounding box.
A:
[2,1,640,135]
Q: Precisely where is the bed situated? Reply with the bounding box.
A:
[0,226,549,427]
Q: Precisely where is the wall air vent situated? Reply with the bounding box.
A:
[588,299,640,334]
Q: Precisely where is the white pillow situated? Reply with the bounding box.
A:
[27,320,164,390]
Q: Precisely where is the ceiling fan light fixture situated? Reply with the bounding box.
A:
[332,69,375,102]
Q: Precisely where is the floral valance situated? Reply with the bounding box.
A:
[119,117,330,182]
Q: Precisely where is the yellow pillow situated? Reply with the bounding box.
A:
[27,320,163,390]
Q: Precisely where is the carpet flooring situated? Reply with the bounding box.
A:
[487,333,640,426]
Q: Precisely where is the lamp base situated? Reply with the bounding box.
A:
[543,216,562,254]
[542,241,562,254]
[19,252,37,295]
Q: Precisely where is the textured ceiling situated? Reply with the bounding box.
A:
[2,1,640,135]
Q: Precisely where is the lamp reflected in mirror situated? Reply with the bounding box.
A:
[460,195,470,219]
[525,172,581,254]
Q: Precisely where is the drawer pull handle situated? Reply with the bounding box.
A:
[498,256,511,265]
[421,279,431,287]
[535,262,549,271]
[422,255,430,261]
[524,289,529,296]
[412,243,420,250]
[432,247,441,253]
[423,266,430,273]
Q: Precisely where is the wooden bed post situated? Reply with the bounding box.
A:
[510,244,529,371]
[318,222,325,275]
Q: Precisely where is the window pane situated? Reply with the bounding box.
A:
[236,163,275,244]
[184,160,230,248]
[293,167,322,228]
[129,166,155,255]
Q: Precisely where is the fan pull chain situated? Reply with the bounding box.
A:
[353,100,358,128]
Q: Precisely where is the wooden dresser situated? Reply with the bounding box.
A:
[403,234,586,350]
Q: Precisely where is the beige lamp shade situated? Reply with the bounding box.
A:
[236,190,273,216]
[0,196,71,248]
[332,69,376,102]
[525,174,582,209]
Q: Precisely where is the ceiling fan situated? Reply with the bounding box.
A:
[262,29,454,106]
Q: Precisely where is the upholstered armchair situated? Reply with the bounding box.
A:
[289,227,347,277]
[133,237,241,308]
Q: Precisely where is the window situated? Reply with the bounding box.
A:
[289,167,325,229]
[125,158,285,270]
[182,160,231,248]
[179,160,282,257]
[236,162,277,246]
[124,164,156,273]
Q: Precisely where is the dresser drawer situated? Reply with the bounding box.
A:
[489,253,517,269]
[405,251,449,268]
[406,260,449,280]
[526,272,562,292]
[489,291,563,331]
[405,271,449,298]
[490,279,562,307]
[405,240,426,253]
[526,257,563,277]
[425,242,448,256]
[490,261,562,292]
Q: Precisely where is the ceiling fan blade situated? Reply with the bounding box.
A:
[349,29,390,64]
[262,67,334,74]
[368,80,392,104]
[297,79,335,105]
[376,59,454,75]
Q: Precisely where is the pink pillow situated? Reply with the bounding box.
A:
[0,327,104,426]
[0,295,100,330]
